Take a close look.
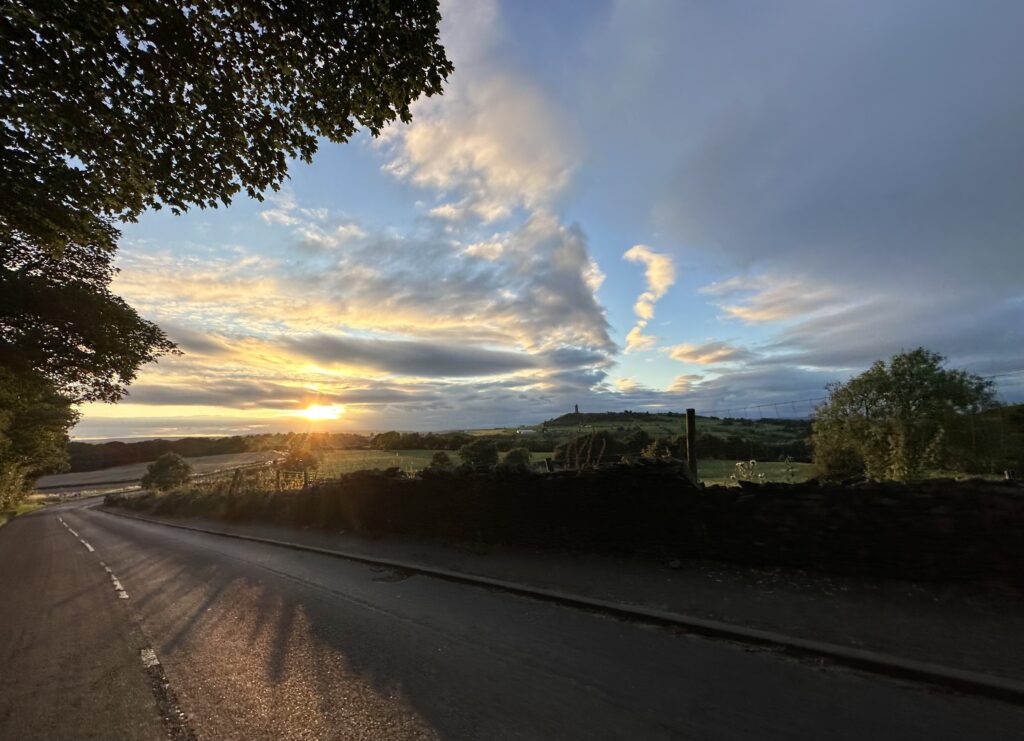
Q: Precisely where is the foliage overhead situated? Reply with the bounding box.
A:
[0,367,77,509]
[1,0,453,254]
[0,240,176,402]
[812,348,995,481]
[141,451,192,491]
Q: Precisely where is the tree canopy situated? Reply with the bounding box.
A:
[1,1,451,492]
[1,0,453,254]
[141,452,192,491]
[0,367,77,508]
[812,348,995,480]
[0,240,176,402]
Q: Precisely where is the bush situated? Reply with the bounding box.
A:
[498,447,532,473]
[141,453,192,492]
[427,451,454,471]
[812,348,994,481]
[282,447,321,471]
[641,438,676,461]
[458,438,499,469]
[623,429,652,455]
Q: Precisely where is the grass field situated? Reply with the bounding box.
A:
[697,459,817,487]
[318,449,816,485]
[317,449,556,475]
[531,412,812,448]
[33,451,280,492]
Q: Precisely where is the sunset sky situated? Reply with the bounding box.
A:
[75,0,1024,439]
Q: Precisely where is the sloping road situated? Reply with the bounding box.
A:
[2,501,1023,741]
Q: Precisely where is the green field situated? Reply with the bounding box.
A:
[316,449,556,476]
[315,448,816,487]
[533,412,812,446]
[696,459,817,487]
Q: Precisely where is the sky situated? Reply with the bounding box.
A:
[75,0,1024,439]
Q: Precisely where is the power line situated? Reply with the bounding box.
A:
[697,396,827,418]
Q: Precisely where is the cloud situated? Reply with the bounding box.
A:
[382,0,579,225]
[115,210,613,355]
[281,334,539,378]
[383,74,578,223]
[699,276,843,325]
[579,0,1024,386]
[622,244,676,352]
[667,341,756,366]
[666,374,702,394]
[124,380,439,409]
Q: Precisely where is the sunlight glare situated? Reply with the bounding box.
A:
[301,404,345,421]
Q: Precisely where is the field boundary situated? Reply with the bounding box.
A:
[97,504,1024,705]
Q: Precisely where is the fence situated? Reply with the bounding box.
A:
[187,462,345,496]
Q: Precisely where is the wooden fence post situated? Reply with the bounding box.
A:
[685,408,698,479]
[302,469,309,489]
[275,469,281,492]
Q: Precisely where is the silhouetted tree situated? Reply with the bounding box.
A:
[458,438,499,469]
[282,448,321,472]
[141,452,192,492]
[0,368,77,508]
[1,241,176,402]
[498,447,533,473]
[2,2,452,491]
[2,1,452,255]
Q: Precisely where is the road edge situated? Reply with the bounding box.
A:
[97,505,1024,705]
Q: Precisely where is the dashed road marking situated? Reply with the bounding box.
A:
[80,539,95,552]
[68,528,79,537]
[140,648,160,668]
[110,575,130,599]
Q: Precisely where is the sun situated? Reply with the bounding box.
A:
[300,404,345,421]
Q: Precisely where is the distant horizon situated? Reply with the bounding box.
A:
[72,0,1024,440]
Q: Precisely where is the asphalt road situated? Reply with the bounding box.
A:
[2,502,1023,741]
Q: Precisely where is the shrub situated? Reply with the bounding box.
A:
[141,453,192,492]
[624,428,652,455]
[458,438,499,469]
[282,447,321,471]
[641,438,676,461]
[427,451,454,471]
[498,447,533,473]
[812,348,994,481]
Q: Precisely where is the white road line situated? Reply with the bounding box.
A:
[140,648,160,669]
[67,528,79,537]
[67,529,129,599]
[110,576,130,599]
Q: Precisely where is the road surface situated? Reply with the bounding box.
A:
[2,500,1022,740]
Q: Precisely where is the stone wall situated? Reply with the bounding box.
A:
[109,463,1024,582]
